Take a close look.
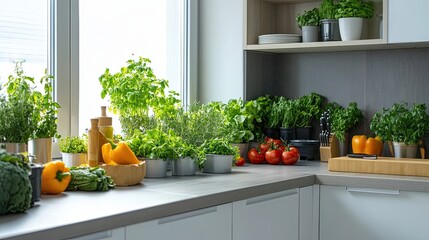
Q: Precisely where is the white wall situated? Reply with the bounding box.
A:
[198,0,244,103]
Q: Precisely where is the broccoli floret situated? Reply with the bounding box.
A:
[0,161,32,214]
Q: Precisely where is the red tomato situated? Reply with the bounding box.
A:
[259,143,270,154]
[247,148,265,164]
[265,149,282,165]
[235,157,245,166]
[265,137,283,148]
[282,146,300,165]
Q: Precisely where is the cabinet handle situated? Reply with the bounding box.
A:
[346,187,400,195]
[69,230,112,240]
[246,189,298,205]
[158,206,217,224]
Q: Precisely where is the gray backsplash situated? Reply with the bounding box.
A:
[245,47,429,156]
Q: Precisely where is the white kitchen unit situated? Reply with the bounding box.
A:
[299,185,319,240]
[388,0,429,43]
[126,204,232,240]
[233,188,299,240]
[68,228,125,240]
[320,185,429,240]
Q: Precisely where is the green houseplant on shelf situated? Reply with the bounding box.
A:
[58,136,88,167]
[370,102,429,158]
[200,137,239,174]
[335,0,375,41]
[319,0,341,41]
[296,7,321,42]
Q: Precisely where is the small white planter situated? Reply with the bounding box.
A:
[339,17,363,41]
[302,26,319,42]
[393,142,418,158]
[203,154,233,174]
[145,158,168,178]
[61,152,88,167]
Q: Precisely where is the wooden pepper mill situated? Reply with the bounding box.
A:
[98,106,113,164]
[88,118,100,167]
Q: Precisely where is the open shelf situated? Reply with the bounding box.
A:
[245,0,387,53]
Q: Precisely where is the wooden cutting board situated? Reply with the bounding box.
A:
[328,156,429,177]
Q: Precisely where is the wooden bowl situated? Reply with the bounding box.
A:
[101,161,146,186]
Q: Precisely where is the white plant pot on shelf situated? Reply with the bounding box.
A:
[393,142,418,158]
[339,17,363,41]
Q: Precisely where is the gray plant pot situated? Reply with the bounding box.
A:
[203,154,233,174]
[145,158,168,178]
[320,19,341,41]
[172,157,197,176]
[28,138,52,164]
[232,142,249,161]
[5,143,26,153]
[393,142,418,158]
[302,26,319,42]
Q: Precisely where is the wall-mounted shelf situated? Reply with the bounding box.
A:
[245,0,387,53]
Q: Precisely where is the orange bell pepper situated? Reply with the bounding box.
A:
[42,160,71,194]
[102,141,139,165]
[352,135,383,156]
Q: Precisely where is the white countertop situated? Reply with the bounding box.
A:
[2,160,429,240]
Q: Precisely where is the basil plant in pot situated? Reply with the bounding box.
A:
[370,102,429,158]
[335,0,375,41]
[296,7,321,42]
[99,56,180,138]
[294,93,324,140]
[58,135,88,167]
[200,137,239,174]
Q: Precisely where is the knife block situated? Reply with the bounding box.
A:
[320,134,340,162]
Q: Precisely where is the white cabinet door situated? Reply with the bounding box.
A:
[233,188,299,240]
[126,203,232,240]
[388,0,429,43]
[68,228,125,240]
[320,185,429,240]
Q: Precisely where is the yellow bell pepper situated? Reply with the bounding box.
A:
[42,160,71,194]
[102,141,140,165]
[352,135,383,156]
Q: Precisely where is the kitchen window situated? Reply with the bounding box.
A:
[77,0,188,135]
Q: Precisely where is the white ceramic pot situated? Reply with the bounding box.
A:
[393,142,418,158]
[203,154,233,174]
[62,152,88,167]
[339,17,363,41]
[302,26,319,42]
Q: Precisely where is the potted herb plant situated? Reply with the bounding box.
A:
[319,0,341,41]
[264,97,282,139]
[244,95,274,148]
[326,102,363,156]
[335,0,375,41]
[28,70,61,164]
[128,128,174,178]
[370,102,429,158]
[278,97,297,141]
[58,135,88,167]
[99,56,180,137]
[171,140,205,176]
[200,137,239,174]
[294,93,323,140]
[222,99,254,159]
[0,62,37,153]
[296,7,321,42]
